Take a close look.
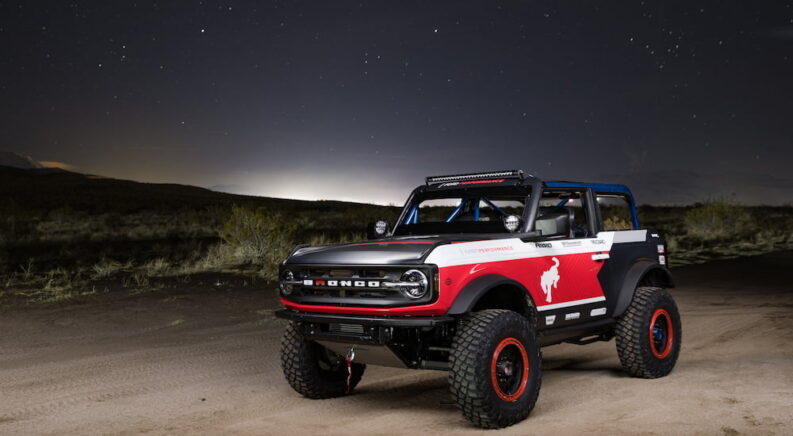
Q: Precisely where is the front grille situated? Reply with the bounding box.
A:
[281,264,436,308]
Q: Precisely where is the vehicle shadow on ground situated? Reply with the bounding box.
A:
[345,356,626,415]
[542,356,626,377]
[352,373,459,412]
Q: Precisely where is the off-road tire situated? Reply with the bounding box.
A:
[280,321,365,398]
[449,309,542,429]
[615,286,682,378]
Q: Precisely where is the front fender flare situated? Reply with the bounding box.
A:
[446,274,534,315]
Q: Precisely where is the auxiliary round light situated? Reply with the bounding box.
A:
[374,220,389,236]
[504,214,521,233]
[401,269,428,299]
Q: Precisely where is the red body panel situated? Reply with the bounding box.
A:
[280,251,607,316]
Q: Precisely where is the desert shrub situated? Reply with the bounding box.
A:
[603,216,633,231]
[684,200,754,241]
[220,205,298,278]
[307,232,365,247]
[142,258,170,276]
[91,259,133,279]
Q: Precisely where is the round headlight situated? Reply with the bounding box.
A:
[503,214,521,233]
[400,269,428,299]
[280,269,295,295]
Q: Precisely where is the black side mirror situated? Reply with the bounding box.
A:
[366,220,390,239]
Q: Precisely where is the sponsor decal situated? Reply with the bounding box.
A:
[651,233,660,238]
[657,244,665,253]
[545,315,556,325]
[591,239,605,245]
[562,241,582,247]
[565,312,581,320]
[460,246,514,255]
[540,257,560,303]
[659,255,666,265]
[590,307,607,317]
[535,242,553,248]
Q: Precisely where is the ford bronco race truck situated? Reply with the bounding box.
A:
[275,170,681,428]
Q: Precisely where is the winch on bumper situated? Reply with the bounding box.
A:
[275,309,454,369]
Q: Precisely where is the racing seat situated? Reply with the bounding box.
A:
[535,206,574,238]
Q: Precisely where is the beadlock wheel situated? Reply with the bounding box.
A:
[449,309,542,429]
[490,337,530,402]
[616,287,682,379]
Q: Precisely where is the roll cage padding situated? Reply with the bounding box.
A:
[446,274,535,316]
[613,260,675,318]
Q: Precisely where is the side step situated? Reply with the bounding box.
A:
[420,360,450,370]
[564,332,614,346]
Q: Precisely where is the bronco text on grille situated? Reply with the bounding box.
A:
[279,266,438,307]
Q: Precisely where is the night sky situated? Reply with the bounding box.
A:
[2,1,792,205]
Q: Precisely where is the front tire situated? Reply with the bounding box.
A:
[280,321,366,398]
[615,287,682,378]
[449,309,542,429]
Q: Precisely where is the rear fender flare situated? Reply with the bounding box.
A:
[613,261,675,317]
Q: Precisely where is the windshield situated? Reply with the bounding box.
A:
[392,190,529,236]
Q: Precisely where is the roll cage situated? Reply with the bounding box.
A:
[390,170,639,237]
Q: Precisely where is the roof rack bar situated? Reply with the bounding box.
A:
[426,170,523,185]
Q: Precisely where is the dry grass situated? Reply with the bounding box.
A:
[2,190,792,304]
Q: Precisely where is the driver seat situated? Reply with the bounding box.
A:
[535,206,574,238]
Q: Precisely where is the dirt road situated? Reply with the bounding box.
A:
[1,252,792,435]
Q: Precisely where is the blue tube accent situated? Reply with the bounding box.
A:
[404,204,418,225]
[473,198,480,222]
[556,199,568,207]
[481,197,508,217]
[446,199,467,222]
[545,181,640,229]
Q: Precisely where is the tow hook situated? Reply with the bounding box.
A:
[345,347,356,394]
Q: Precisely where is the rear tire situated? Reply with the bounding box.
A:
[615,287,682,378]
[280,321,366,398]
[449,309,542,429]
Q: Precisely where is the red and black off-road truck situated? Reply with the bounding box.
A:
[275,170,681,428]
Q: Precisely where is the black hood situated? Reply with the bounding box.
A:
[284,238,444,265]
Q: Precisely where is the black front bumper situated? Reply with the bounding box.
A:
[275,309,453,327]
[276,310,455,370]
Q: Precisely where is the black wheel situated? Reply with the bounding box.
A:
[449,309,542,429]
[615,286,682,378]
[280,322,365,398]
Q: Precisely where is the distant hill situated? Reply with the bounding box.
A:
[0,152,43,169]
[0,165,391,216]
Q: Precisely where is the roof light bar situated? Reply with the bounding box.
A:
[426,170,523,185]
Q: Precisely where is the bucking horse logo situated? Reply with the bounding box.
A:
[540,257,560,303]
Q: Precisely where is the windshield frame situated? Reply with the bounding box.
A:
[391,183,541,237]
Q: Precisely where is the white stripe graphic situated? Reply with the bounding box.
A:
[536,296,606,312]
[613,230,647,243]
[424,232,616,268]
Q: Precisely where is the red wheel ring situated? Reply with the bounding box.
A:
[649,308,673,359]
[490,337,530,402]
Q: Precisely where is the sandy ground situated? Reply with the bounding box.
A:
[1,252,792,435]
